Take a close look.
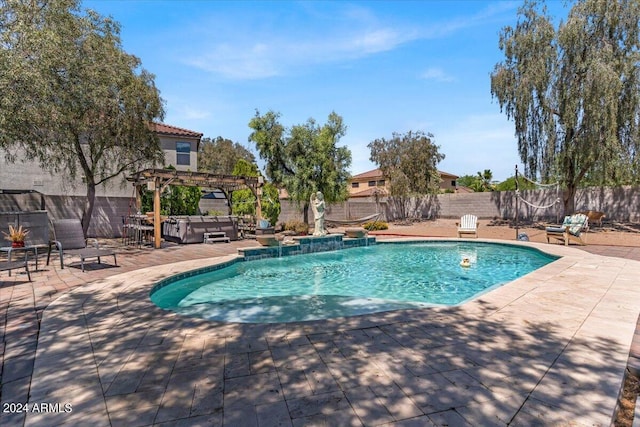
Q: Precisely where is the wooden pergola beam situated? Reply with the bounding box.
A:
[126,168,263,248]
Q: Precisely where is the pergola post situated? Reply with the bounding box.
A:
[153,177,161,249]
[126,168,262,249]
[255,176,264,220]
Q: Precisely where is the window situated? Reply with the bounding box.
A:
[368,180,376,187]
[377,180,385,186]
[351,182,360,188]
[176,142,191,166]
[451,180,456,187]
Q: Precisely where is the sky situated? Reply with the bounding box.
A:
[84,0,570,181]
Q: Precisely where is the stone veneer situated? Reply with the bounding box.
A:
[238,233,376,261]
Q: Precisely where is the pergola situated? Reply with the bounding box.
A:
[126,168,263,248]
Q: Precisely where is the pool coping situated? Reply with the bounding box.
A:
[25,238,640,426]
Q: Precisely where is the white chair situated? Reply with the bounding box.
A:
[457,214,478,238]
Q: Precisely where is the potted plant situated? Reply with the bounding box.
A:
[2,225,29,248]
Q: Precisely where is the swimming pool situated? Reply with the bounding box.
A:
[150,241,558,323]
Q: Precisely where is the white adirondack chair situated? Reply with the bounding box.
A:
[457,214,478,238]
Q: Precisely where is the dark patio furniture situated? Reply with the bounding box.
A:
[47,219,117,272]
[0,250,31,281]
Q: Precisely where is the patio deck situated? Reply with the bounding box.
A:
[1,238,639,426]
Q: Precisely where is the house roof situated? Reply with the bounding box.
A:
[351,168,459,180]
[349,187,389,198]
[352,168,384,180]
[151,123,203,139]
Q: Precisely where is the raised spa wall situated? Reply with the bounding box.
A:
[238,234,376,261]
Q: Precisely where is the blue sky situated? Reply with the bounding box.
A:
[85,0,570,181]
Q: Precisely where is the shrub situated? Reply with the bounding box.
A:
[283,220,309,235]
[363,221,389,231]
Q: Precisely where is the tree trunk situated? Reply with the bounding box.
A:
[562,184,577,217]
[81,182,97,238]
[302,202,309,225]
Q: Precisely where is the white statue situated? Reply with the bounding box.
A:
[310,191,326,236]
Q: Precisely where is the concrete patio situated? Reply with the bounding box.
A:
[1,238,640,426]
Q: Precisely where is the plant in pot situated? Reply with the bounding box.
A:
[2,225,29,248]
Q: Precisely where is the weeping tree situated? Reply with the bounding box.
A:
[491,0,640,215]
[248,110,351,223]
[368,131,444,220]
[0,0,165,235]
[198,136,255,175]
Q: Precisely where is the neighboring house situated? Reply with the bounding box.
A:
[0,123,202,198]
[348,168,459,197]
[151,123,203,173]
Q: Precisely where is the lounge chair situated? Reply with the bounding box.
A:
[47,219,118,272]
[545,213,589,246]
[457,214,478,238]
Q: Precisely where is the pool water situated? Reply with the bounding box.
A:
[150,242,557,323]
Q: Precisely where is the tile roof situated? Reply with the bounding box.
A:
[151,122,203,139]
[349,187,389,198]
[351,168,459,179]
[352,168,383,180]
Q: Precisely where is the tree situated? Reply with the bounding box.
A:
[368,131,444,219]
[198,136,255,175]
[0,0,165,235]
[248,110,352,223]
[230,159,281,226]
[473,169,495,192]
[491,0,640,215]
[456,174,477,189]
[495,175,537,191]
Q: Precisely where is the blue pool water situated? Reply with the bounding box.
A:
[150,242,558,323]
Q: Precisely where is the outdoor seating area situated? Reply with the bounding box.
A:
[47,218,118,272]
[546,213,589,246]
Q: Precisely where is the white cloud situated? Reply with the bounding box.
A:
[185,25,416,80]
[420,67,455,83]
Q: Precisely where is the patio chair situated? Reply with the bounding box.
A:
[47,219,118,272]
[545,213,589,246]
[457,214,478,238]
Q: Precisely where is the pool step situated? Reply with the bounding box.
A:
[203,232,230,244]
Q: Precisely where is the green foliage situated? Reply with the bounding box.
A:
[363,221,389,231]
[470,170,495,192]
[491,0,640,214]
[458,172,496,192]
[283,220,309,235]
[207,210,225,216]
[261,184,281,228]
[248,110,351,223]
[495,175,538,191]
[198,137,255,174]
[456,175,477,188]
[368,131,444,195]
[228,159,281,226]
[368,130,444,219]
[0,0,165,235]
[141,185,200,216]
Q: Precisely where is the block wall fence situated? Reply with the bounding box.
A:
[1,185,638,238]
